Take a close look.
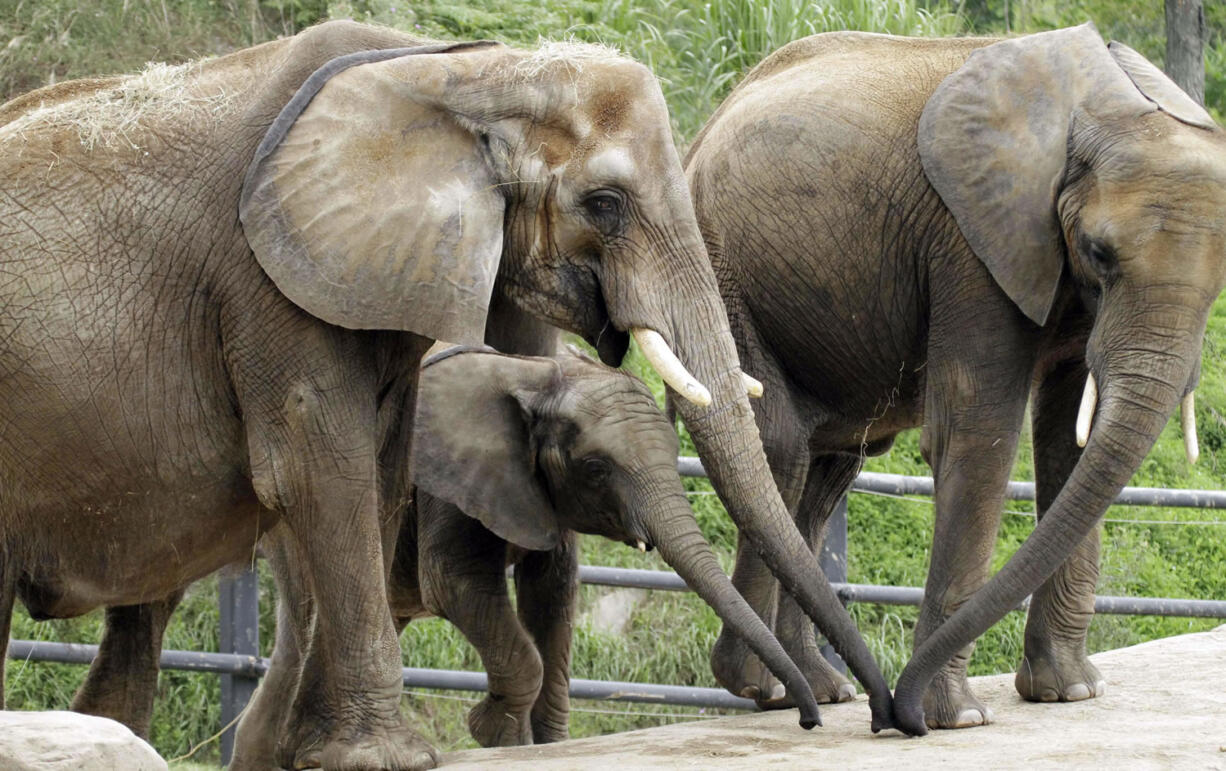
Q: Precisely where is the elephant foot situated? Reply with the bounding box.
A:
[468,694,534,747]
[922,670,994,729]
[319,723,439,771]
[1015,647,1105,703]
[531,716,570,744]
[712,629,777,702]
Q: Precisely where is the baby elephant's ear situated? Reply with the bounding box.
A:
[412,350,562,551]
[241,42,507,345]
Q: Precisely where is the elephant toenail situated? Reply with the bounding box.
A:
[769,683,787,701]
[1063,683,1091,701]
[1094,680,1107,696]
[838,683,858,702]
[412,750,437,769]
[1040,688,1059,702]
[953,708,987,727]
[740,686,760,700]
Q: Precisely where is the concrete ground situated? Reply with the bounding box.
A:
[446,625,1226,769]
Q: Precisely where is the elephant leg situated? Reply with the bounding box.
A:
[710,354,810,706]
[515,531,579,744]
[918,278,1038,730]
[0,558,16,711]
[231,527,312,771]
[261,388,430,771]
[70,592,183,739]
[1015,356,1104,703]
[770,453,862,708]
[418,499,540,747]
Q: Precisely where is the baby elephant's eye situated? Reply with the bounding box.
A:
[582,457,611,482]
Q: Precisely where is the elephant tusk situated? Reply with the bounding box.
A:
[632,328,712,407]
[1075,372,1097,448]
[742,372,764,398]
[1182,392,1199,465]
[636,540,647,553]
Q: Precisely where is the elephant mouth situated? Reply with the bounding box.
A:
[583,281,629,366]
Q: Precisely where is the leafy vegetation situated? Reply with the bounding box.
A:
[2,0,1225,764]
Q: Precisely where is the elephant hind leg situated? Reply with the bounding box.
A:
[71,591,184,738]
[1016,356,1104,704]
[768,453,861,708]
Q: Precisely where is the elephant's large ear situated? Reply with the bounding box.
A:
[240,42,510,345]
[411,348,562,551]
[1106,42,1216,130]
[918,24,1152,326]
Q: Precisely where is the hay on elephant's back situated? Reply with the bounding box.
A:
[0,59,234,151]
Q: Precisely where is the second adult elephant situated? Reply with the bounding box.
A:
[685,25,1226,734]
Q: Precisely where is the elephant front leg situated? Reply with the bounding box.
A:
[1016,357,1104,704]
[918,287,1038,729]
[515,531,579,744]
[770,453,862,708]
[70,592,184,739]
[418,501,540,747]
[256,384,433,771]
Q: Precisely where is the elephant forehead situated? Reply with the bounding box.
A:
[585,147,636,183]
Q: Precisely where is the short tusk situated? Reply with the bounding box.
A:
[1075,372,1097,448]
[742,372,764,398]
[1182,392,1199,465]
[632,328,712,407]
[636,540,647,553]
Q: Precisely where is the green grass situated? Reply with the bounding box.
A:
[3,0,1226,764]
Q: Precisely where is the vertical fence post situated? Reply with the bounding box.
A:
[218,565,260,767]
[818,496,849,674]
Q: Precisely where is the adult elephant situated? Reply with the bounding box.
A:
[0,20,895,770]
[685,24,1226,734]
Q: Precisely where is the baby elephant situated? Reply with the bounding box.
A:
[397,344,805,746]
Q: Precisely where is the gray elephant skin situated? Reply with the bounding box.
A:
[0,19,899,770]
[685,24,1226,736]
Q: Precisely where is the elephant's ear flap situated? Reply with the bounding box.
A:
[1107,42,1216,130]
[918,24,1149,327]
[412,348,562,552]
[240,43,507,345]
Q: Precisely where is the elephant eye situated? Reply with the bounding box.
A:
[583,191,624,223]
[582,457,611,483]
[1083,237,1118,279]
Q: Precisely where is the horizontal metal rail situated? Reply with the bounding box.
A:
[676,458,1226,509]
[576,567,1226,617]
[5,640,756,711]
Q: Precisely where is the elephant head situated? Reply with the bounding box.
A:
[239,36,896,729]
[895,23,1226,733]
[410,345,820,728]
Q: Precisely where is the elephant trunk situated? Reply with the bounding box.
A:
[644,492,821,729]
[663,290,897,733]
[891,299,1206,736]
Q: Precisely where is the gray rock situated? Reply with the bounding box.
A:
[0,711,167,771]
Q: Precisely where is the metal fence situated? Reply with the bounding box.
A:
[9,458,1226,765]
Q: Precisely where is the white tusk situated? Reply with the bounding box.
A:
[636,540,647,553]
[741,372,764,398]
[1182,391,1199,465]
[1076,372,1097,448]
[631,328,712,407]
